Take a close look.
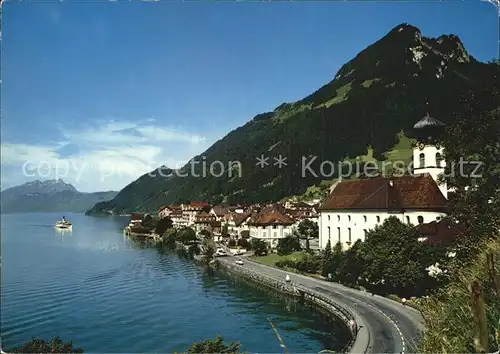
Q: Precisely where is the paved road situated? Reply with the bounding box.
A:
[221,254,424,354]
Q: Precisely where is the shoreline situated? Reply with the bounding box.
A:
[215,257,364,353]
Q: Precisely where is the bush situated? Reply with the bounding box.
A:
[419,238,500,353]
[228,238,236,247]
[155,217,173,236]
[177,228,197,244]
[9,337,83,353]
[237,238,251,249]
[276,253,321,274]
[277,235,301,256]
[184,334,243,353]
[251,239,268,256]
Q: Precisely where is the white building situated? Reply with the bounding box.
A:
[318,114,449,250]
[248,207,296,248]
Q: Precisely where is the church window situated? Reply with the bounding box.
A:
[435,152,442,167]
[419,153,425,168]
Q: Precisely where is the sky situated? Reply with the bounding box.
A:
[1,0,498,193]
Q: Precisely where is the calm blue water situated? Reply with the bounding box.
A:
[1,212,349,353]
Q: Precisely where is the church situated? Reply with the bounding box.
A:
[318,114,450,250]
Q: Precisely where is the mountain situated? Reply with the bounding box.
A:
[1,179,119,213]
[86,23,500,215]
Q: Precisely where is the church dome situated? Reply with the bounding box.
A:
[413,113,446,130]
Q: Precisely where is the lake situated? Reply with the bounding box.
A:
[1,212,350,353]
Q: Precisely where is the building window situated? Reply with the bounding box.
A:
[436,152,442,167]
[418,215,424,224]
[363,229,367,237]
[348,215,351,222]
[337,215,340,221]
[263,232,267,238]
[363,215,367,222]
[406,215,410,224]
[419,153,425,168]
[328,215,330,221]
[273,225,277,229]
[348,228,351,242]
[376,216,380,223]
[337,227,341,242]
[328,226,331,241]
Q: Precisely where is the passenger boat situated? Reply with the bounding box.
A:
[55,216,72,229]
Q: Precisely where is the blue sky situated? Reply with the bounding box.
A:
[1,0,497,192]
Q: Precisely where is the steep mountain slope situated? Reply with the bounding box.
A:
[87,23,500,215]
[1,179,118,213]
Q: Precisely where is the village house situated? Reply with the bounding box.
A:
[248,206,296,248]
[209,205,230,221]
[182,201,211,226]
[226,212,252,239]
[170,210,189,229]
[157,205,182,219]
[318,113,450,250]
[416,218,465,245]
[193,211,219,233]
[128,213,144,228]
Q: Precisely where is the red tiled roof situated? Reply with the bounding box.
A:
[130,213,144,221]
[417,219,465,245]
[229,212,251,226]
[318,174,447,212]
[248,207,295,226]
[211,205,229,216]
[190,201,210,208]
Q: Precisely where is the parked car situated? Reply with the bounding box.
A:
[235,259,244,265]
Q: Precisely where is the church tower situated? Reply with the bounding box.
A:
[412,113,448,199]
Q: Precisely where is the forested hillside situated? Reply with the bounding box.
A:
[87,23,500,215]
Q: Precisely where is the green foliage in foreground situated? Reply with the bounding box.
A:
[184,334,244,353]
[8,337,84,353]
[11,335,245,353]
[251,238,268,256]
[277,235,301,256]
[419,239,500,353]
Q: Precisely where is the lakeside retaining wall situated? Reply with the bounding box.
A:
[216,258,359,353]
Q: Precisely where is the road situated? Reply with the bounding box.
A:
[220,253,424,354]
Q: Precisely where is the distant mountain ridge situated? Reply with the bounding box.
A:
[1,179,119,213]
[86,23,500,215]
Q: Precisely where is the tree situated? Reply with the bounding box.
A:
[201,238,216,264]
[237,238,251,249]
[163,228,177,246]
[338,240,364,286]
[321,239,334,277]
[177,227,197,245]
[251,238,268,256]
[142,214,154,228]
[228,238,236,247]
[9,337,83,353]
[296,219,319,251]
[155,217,173,236]
[330,242,345,281]
[199,229,212,239]
[222,223,229,238]
[359,216,439,297]
[440,106,500,262]
[185,334,243,353]
[277,235,301,256]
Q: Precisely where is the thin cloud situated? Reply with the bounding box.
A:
[1,119,211,192]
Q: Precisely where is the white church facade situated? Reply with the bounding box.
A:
[318,113,450,250]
